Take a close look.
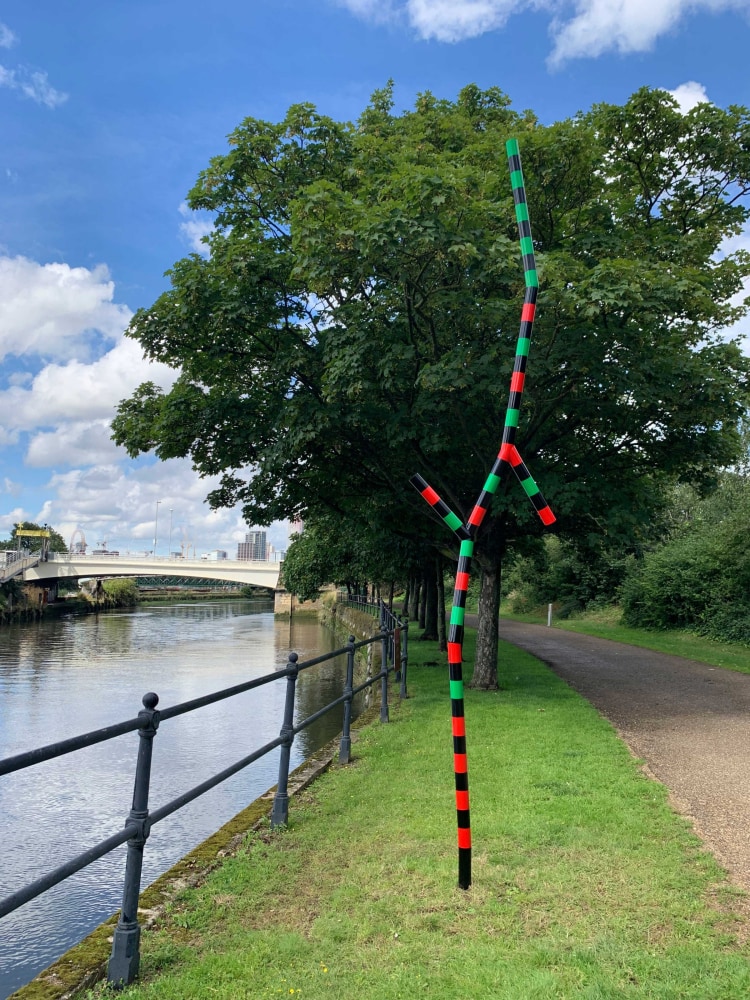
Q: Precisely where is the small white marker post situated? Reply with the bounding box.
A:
[547,603,552,627]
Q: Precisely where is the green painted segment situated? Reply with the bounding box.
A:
[510,170,524,190]
[444,511,463,531]
[483,472,501,494]
[450,606,465,627]
[525,269,539,287]
[514,201,529,223]
[450,679,464,701]
[520,236,534,256]
[505,408,520,428]
[506,138,519,158]
[459,539,474,558]
[521,476,540,497]
[516,337,531,357]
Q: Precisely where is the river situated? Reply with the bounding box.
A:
[0,598,355,999]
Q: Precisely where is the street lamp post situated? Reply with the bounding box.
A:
[168,508,173,560]
[153,500,161,558]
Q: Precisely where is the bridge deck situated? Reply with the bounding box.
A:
[23,555,281,589]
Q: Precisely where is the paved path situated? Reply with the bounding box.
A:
[499,620,750,891]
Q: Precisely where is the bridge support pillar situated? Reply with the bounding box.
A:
[274,589,293,616]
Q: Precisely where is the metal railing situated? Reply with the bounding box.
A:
[0,619,408,989]
[336,596,409,700]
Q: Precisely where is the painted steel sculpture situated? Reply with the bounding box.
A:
[410,139,555,889]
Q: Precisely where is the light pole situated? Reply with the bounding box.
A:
[153,500,161,558]
[168,508,173,560]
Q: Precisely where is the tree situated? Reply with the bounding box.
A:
[3,521,68,553]
[281,509,425,603]
[112,84,750,688]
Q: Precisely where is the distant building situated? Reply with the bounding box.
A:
[237,530,267,561]
[202,549,228,561]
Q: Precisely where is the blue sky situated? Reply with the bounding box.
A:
[1,0,749,558]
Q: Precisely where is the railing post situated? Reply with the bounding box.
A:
[339,635,356,764]
[380,624,389,723]
[108,692,160,988]
[400,619,409,700]
[271,653,299,828]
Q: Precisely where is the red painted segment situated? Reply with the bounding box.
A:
[457,827,472,849]
[422,485,439,506]
[455,790,470,811]
[468,505,486,527]
[455,571,470,591]
[452,716,466,737]
[510,371,526,393]
[539,506,556,525]
[454,753,468,774]
[509,445,523,466]
[447,641,462,663]
[499,443,515,462]
[521,302,536,322]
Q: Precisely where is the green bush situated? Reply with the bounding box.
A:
[102,579,139,605]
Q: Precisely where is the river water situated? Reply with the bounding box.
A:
[0,598,355,999]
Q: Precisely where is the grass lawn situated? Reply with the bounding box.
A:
[502,603,750,675]
[89,629,750,1000]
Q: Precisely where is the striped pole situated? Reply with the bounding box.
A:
[410,139,555,892]
[466,139,555,534]
[410,473,473,889]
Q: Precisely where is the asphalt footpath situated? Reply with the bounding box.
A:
[498,619,750,891]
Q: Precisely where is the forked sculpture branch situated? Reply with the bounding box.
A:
[410,139,556,890]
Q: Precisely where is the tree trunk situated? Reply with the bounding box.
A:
[402,579,411,618]
[418,570,427,629]
[437,557,447,652]
[409,575,421,621]
[470,562,501,690]
[421,563,438,640]
[388,580,394,612]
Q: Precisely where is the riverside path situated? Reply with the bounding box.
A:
[498,619,750,893]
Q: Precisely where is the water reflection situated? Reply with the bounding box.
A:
[0,601,354,999]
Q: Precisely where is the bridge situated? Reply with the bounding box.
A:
[20,553,281,590]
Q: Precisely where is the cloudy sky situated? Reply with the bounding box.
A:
[1,1,749,558]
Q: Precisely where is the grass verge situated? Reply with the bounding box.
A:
[86,630,750,999]
[502,604,750,675]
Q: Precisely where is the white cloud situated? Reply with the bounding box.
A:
[0,256,132,363]
[0,338,176,453]
[43,459,288,558]
[0,64,68,108]
[0,507,26,535]
[25,420,124,469]
[412,0,526,40]
[0,23,16,48]
[0,22,68,107]
[668,80,710,113]
[337,0,750,62]
[178,203,213,256]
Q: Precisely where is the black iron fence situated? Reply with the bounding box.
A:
[0,618,408,989]
[337,596,409,701]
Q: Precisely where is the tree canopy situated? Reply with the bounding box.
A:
[2,521,68,553]
[112,83,750,686]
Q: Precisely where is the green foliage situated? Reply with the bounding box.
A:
[282,512,419,601]
[622,474,750,640]
[111,84,750,680]
[0,577,23,608]
[102,578,139,605]
[1,521,68,552]
[503,534,638,617]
